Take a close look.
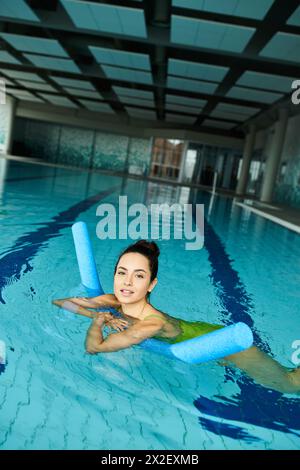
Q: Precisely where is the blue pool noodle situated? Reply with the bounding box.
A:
[72,221,104,297]
[72,221,253,364]
[0,340,6,365]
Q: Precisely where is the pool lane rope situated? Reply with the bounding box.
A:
[71,221,253,364]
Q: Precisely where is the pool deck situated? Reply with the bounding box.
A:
[1,153,300,234]
[233,198,300,234]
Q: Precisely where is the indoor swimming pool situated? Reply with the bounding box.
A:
[0,158,299,450]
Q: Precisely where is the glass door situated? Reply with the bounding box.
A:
[149,138,184,180]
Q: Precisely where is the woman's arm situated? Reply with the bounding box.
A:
[74,294,121,309]
[85,316,164,354]
[52,298,96,318]
[52,294,121,319]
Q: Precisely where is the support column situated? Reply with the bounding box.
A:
[196,146,204,184]
[260,108,289,203]
[222,152,234,189]
[1,95,16,155]
[236,123,256,195]
[178,140,188,183]
[0,158,8,197]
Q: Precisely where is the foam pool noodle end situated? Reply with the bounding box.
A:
[0,340,7,365]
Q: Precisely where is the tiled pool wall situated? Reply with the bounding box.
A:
[274,114,300,209]
[12,117,152,177]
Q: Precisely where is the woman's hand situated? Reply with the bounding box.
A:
[90,312,128,331]
[91,312,107,327]
[103,314,129,332]
[108,318,129,332]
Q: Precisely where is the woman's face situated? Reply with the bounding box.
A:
[114,252,156,304]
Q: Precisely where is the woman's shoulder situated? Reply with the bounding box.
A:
[141,306,168,323]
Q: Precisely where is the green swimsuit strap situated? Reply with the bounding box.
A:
[143,313,168,324]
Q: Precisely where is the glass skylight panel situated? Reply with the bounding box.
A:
[8,89,35,98]
[89,46,150,71]
[38,93,78,107]
[260,32,300,63]
[166,103,200,114]
[167,76,218,94]
[119,96,155,108]
[102,66,152,85]
[171,16,255,53]
[63,88,102,99]
[11,95,45,103]
[50,77,96,90]
[168,59,228,82]
[0,77,15,86]
[61,0,147,38]
[17,81,56,92]
[237,71,296,93]
[166,94,206,108]
[210,103,260,121]
[0,69,44,81]
[215,103,260,115]
[287,5,300,26]
[0,34,68,57]
[226,86,283,103]
[0,0,40,22]
[15,96,44,102]
[79,100,114,113]
[24,54,81,73]
[8,89,43,102]
[172,0,274,20]
[112,86,154,100]
[0,51,20,64]
[209,109,248,121]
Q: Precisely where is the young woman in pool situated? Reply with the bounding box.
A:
[53,240,300,394]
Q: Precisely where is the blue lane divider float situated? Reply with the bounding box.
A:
[72,221,253,364]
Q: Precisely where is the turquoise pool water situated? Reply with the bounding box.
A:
[0,158,299,450]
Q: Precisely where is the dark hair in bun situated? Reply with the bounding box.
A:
[114,240,160,282]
